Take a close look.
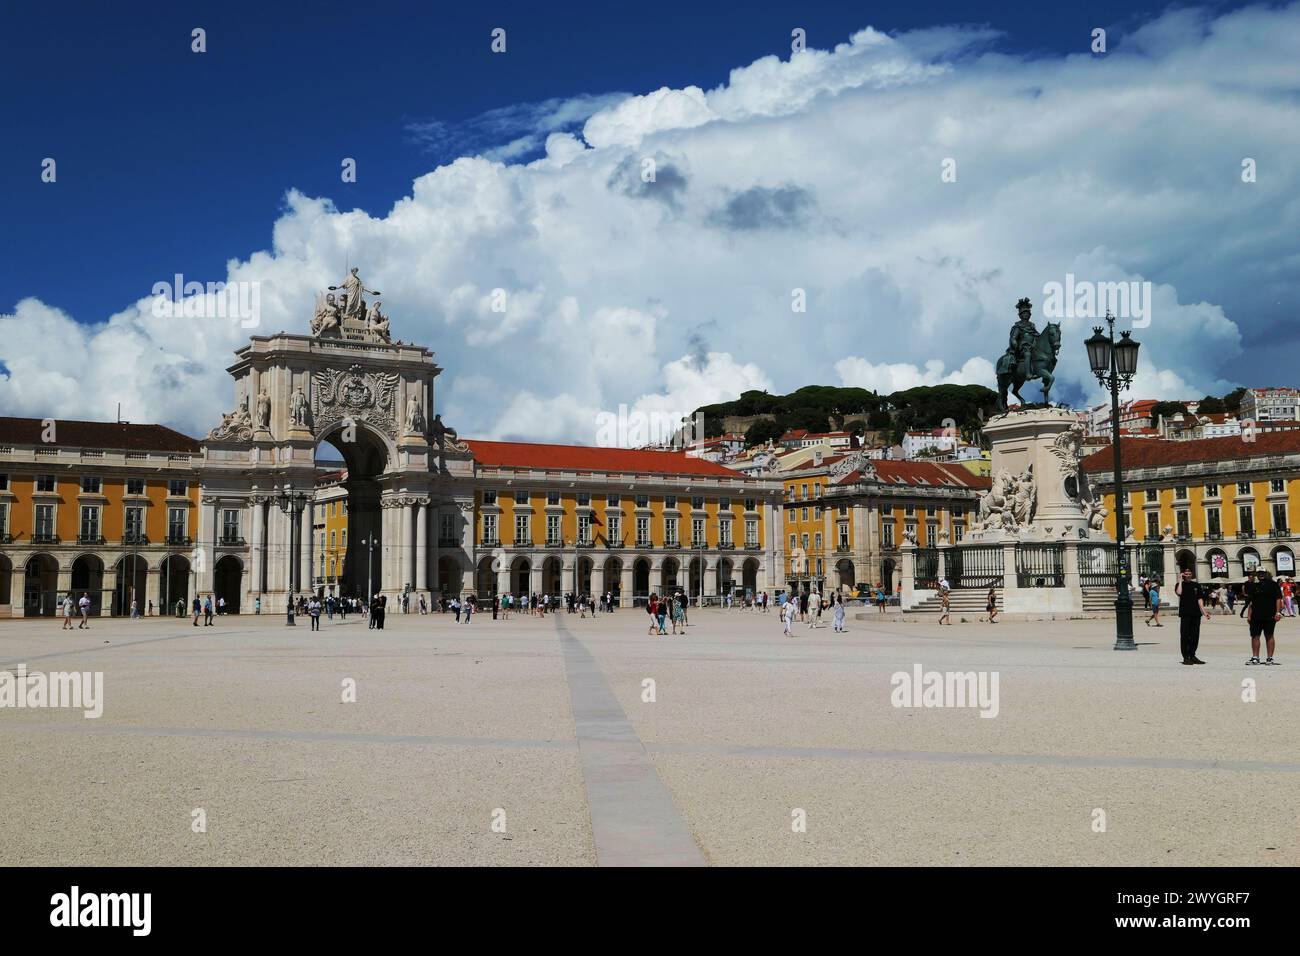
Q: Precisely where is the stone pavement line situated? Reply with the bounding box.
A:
[554,615,706,867]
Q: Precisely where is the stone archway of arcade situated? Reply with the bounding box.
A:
[0,550,200,618]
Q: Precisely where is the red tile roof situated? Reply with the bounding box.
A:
[464,439,750,478]
[837,458,989,489]
[0,416,200,453]
[1083,432,1300,472]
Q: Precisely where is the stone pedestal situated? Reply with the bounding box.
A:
[975,407,1092,541]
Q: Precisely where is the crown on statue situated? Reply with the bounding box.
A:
[1016,297,1032,312]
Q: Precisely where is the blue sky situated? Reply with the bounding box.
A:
[2,1,1296,439]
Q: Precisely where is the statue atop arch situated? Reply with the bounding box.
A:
[314,266,392,343]
[330,267,379,319]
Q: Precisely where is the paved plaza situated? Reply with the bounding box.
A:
[0,606,1296,867]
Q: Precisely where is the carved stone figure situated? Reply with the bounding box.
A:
[207,396,253,442]
[255,389,271,429]
[329,267,380,319]
[367,300,391,342]
[405,393,425,433]
[1083,497,1108,532]
[430,414,470,454]
[313,294,341,336]
[974,469,1014,531]
[1010,464,1037,526]
[290,386,312,429]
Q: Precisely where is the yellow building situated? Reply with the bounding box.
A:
[463,439,781,602]
[0,418,201,616]
[780,450,989,594]
[312,470,349,594]
[1083,433,1300,579]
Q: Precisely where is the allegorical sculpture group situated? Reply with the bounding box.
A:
[312,267,391,343]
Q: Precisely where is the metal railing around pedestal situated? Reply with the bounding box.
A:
[944,545,1003,589]
[1015,543,1064,588]
[914,547,940,590]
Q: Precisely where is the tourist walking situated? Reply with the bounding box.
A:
[308,596,321,631]
[647,594,659,635]
[78,592,91,627]
[62,593,74,629]
[937,588,952,625]
[203,595,214,626]
[984,587,998,623]
[1246,569,1282,665]
[1145,578,1163,627]
[192,595,202,626]
[807,589,821,628]
[1175,569,1209,665]
[832,594,846,632]
[782,597,795,637]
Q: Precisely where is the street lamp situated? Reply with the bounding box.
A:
[358,534,378,604]
[1085,313,1142,650]
[276,483,309,626]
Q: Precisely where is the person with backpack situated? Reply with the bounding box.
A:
[308,596,321,631]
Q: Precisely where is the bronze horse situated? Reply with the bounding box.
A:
[996,322,1060,410]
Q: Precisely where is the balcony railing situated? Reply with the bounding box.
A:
[77,534,106,545]
[512,538,530,548]
[218,536,246,547]
[480,538,501,549]
[636,539,653,548]
[1237,530,1256,540]
[718,542,735,550]
[1270,528,1291,538]
[664,541,681,549]
[1206,531,1223,541]
[545,539,564,548]
[745,541,760,549]
[166,534,192,546]
[122,533,150,546]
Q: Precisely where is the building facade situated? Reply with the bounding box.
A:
[464,440,781,603]
[1083,432,1300,581]
[780,450,988,595]
[1240,387,1300,423]
[0,419,201,616]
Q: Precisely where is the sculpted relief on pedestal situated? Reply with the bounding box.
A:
[312,364,401,439]
[971,465,1037,535]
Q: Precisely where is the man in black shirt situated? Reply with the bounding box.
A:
[1246,569,1283,665]
[1175,569,1210,665]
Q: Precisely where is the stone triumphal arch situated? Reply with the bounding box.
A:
[194,272,475,607]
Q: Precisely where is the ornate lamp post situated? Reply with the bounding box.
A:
[1085,313,1142,650]
[276,484,309,626]
[359,534,378,603]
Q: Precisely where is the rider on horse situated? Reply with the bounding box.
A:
[1007,297,1038,380]
[995,296,1060,410]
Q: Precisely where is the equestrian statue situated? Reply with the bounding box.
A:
[995,297,1060,411]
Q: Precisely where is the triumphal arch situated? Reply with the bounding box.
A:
[194,270,475,607]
